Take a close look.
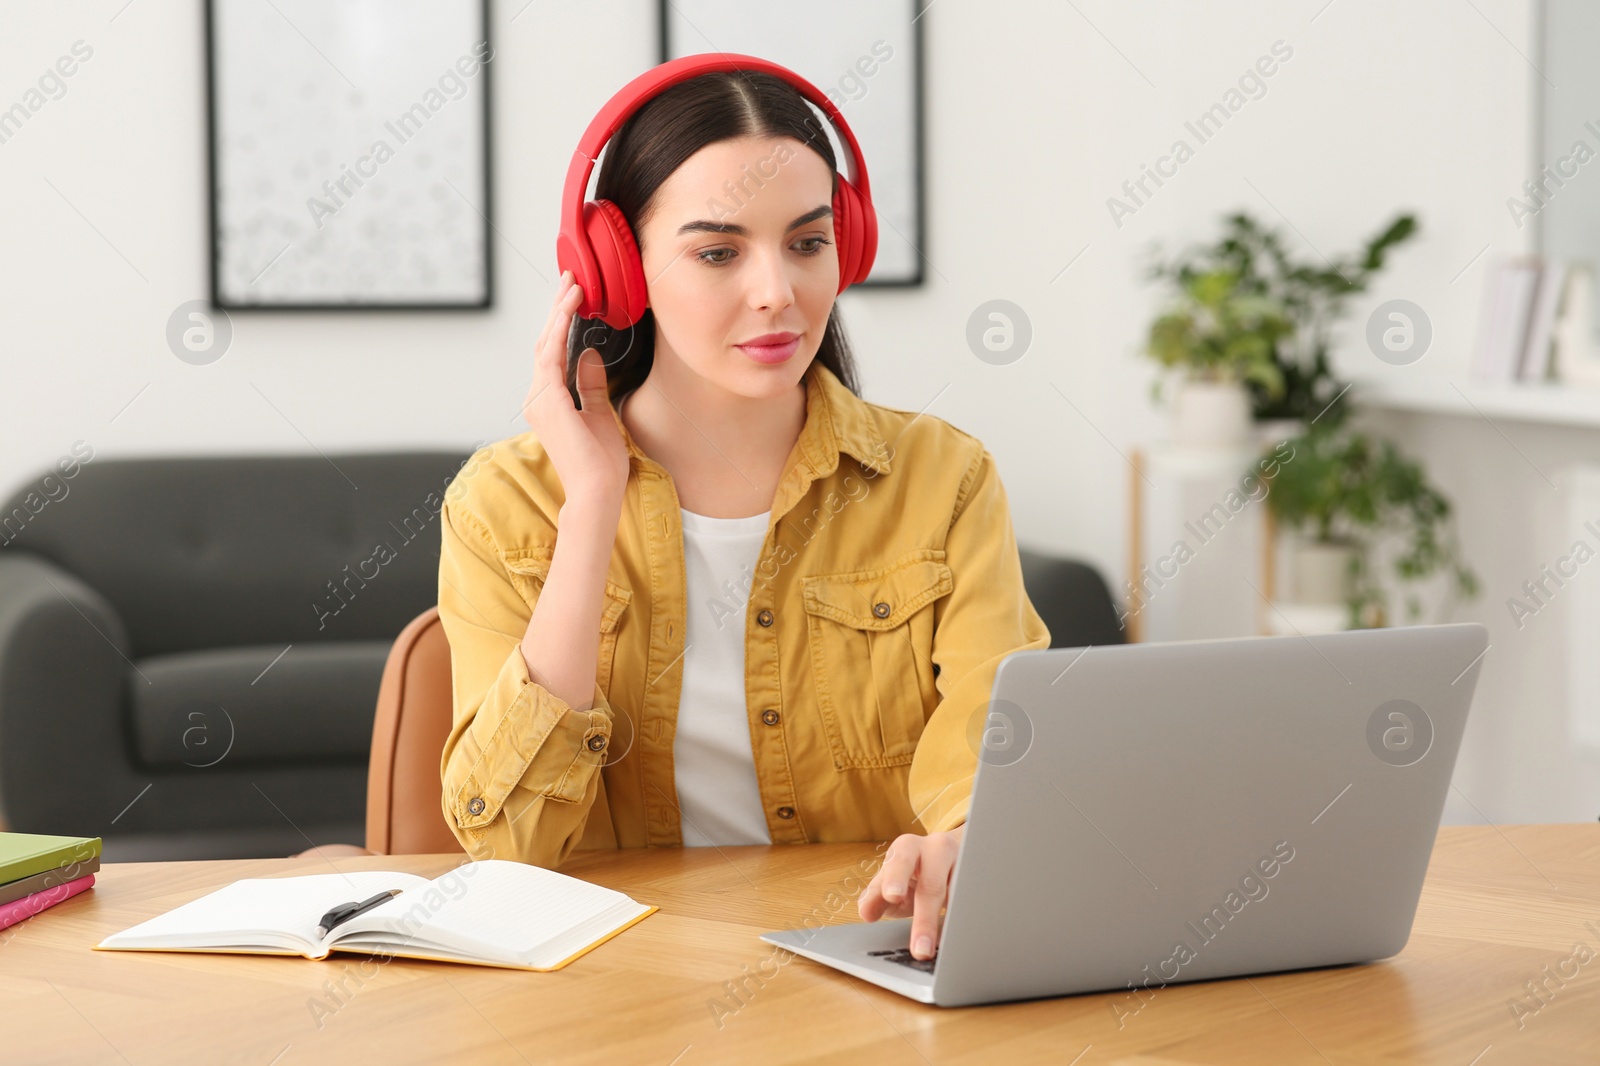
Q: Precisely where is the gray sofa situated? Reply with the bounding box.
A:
[0,451,1122,863]
[1018,547,1126,650]
[0,451,471,861]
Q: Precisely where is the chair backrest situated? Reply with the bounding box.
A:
[366,607,462,855]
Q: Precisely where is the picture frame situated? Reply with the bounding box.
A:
[658,0,927,287]
[203,0,495,310]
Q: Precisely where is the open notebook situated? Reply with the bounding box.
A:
[93,859,656,971]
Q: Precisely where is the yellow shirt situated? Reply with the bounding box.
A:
[437,359,1051,868]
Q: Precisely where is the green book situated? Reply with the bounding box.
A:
[0,833,102,887]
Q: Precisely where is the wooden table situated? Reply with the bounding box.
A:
[1,825,1596,1064]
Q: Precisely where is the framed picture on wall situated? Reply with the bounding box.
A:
[658,0,926,287]
[204,0,494,309]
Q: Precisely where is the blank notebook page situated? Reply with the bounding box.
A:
[104,870,434,948]
[376,859,639,961]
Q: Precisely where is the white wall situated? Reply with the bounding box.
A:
[5,1,1588,822]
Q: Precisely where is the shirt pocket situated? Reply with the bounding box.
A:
[801,549,953,769]
[499,545,632,696]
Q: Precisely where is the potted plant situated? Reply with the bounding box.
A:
[1261,418,1479,629]
[1143,267,1292,448]
[1145,210,1421,433]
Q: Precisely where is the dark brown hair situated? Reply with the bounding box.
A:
[565,70,861,406]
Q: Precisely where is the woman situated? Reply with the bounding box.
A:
[437,64,1050,963]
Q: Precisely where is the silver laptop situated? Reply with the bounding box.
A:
[760,622,1488,1007]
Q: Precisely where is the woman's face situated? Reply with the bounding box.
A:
[635,134,839,400]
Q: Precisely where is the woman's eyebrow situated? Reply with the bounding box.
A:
[676,205,833,238]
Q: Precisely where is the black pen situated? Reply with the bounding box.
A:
[315,889,404,938]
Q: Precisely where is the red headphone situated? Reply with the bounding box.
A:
[556,54,878,329]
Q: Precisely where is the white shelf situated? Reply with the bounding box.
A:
[1355,376,1600,429]
[1142,442,1263,476]
[1264,602,1349,636]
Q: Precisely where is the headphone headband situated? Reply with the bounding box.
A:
[557,53,877,327]
[562,54,873,248]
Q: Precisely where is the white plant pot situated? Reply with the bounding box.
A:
[1291,540,1358,606]
[1171,378,1252,450]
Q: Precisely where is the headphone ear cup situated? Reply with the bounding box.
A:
[832,179,876,291]
[831,183,855,294]
[583,198,648,328]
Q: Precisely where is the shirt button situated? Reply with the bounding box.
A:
[761,708,780,726]
[586,734,607,752]
[757,609,774,626]
[467,797,486,816]
[776,806,795,819]
[873,602,891,618]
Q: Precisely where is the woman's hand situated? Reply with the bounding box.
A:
[522,270,630,506]
[857,825,965,960]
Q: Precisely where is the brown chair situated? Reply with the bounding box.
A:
[292,607,463,859]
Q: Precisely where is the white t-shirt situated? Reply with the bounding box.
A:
[675,504,773,845]
[619,391,773,846]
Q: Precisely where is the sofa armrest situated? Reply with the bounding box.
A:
[0,551,136,832]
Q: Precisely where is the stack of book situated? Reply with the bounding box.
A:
[0,833,101,932]
[1472,255,1594,385]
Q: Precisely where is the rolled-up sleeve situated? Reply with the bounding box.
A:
[436,498,613,868]
[908,445,1051,835]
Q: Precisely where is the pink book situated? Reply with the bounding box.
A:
[0,872,94,932]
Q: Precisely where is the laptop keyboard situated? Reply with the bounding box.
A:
[867,947,937,973]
